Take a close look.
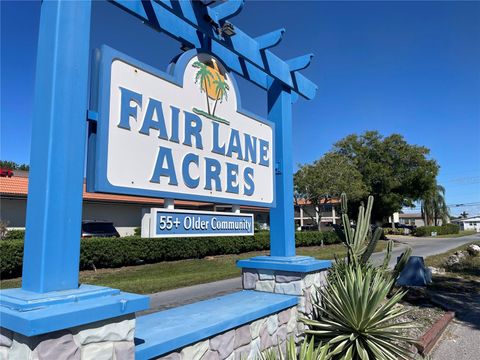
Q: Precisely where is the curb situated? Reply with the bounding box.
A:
[415,311,455,355]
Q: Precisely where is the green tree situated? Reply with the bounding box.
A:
[192,61,214,115]
[294,152,368,229]
[333,131,439,223]
[0,160,29,171]
[460,211,469,219]
[421,183,449,226]
[211,73,229,116]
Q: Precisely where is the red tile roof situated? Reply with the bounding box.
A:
[1,175,335,210]
[0,176,210,207]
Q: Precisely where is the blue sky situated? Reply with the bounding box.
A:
[1,1,479,216]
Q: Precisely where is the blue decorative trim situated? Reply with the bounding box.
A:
[110,0,318,100]
[89,45,276,208]
[135,290,297,360]
[0,285,149,336]
[237,256,332,273]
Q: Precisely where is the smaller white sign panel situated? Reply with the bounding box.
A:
[142,209,254,238]
[89,46,275,207]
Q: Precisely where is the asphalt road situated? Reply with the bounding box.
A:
[144,233,480,313]
[370,233,480,268]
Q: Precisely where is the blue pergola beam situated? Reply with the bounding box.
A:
[110,0,317,100]
[206,0,244,24]
[287,54,314,71]
[255,29,285,50]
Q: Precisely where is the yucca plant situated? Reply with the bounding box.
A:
[303,265,414,360]
[259,337,331,360]
[337,193,412,283]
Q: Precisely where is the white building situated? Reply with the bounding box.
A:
[451,216,480,232]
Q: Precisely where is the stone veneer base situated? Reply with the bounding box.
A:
[0,314,136,359]
[239,256,331,341]
[135,290,297,360]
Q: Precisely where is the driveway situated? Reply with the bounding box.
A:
[144,233,480,312]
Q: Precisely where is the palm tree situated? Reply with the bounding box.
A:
[460,211,469,219]
[211,73,229,116]
[192,61,214,115]
[421,183,449,226]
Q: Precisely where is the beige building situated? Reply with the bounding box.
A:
[0,175,230,236]
[1,174,341,235]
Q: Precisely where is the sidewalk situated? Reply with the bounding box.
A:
[431,320,480,360]
[428,276,480,359]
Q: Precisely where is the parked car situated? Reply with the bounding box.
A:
[81,220,120,238]
[382,222,415,231]
[300,224,318,231]
[0,168,14,177]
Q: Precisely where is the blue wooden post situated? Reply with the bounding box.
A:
[21,0,92,293]
[268,81,296,257]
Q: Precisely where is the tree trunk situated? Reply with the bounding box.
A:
[204,78,211,114]
[212,88,221,116]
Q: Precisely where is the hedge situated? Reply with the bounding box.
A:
[413,224,460,237]
[0,231,340,279]
[3,229,25,240]
[383,228,404,235]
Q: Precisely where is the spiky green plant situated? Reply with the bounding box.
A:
[338,193,411,280]
[303,265,414,360]
[339,194,382,267]
[259,337,331,360]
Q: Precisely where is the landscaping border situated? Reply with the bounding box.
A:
[415,311,455,355]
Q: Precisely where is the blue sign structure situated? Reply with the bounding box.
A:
[147,209,254,237]
[0,0,329,345]
[87,46,275,207]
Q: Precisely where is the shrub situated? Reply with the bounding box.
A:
[0,239,24,277]
[3,229,25,240]
[383,227,404,235]
[413,224,460,237]
[0,231,340,279]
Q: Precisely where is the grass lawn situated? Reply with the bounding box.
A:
[0,242,387,294]
[424,241,480,329]
[425,240,480,279]
[432,230,477,238]
[425,240,480,268]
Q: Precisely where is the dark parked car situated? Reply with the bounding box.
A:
[81,220,120,238]
[300,224,318,231]
[382,222,416,231]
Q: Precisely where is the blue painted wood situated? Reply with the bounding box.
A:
[206,0,244,24]
[21,0,92,293]
[135,291,297,360]
[256,29,286,50]
[237,256,332,272]
[287,54,314,71]
[268,81,295,257]
[0,286,149,336]
[110,0,317,99]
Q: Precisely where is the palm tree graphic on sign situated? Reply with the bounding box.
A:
[192,58,230,125]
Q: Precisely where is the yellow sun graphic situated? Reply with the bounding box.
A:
[202,59,225,100]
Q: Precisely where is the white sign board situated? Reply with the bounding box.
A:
[88,47,274,207]
[142,208,254,238]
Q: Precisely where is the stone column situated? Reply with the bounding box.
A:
[242,267,329,338]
